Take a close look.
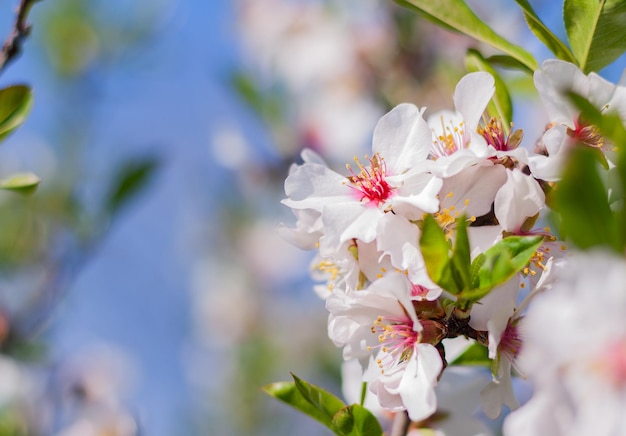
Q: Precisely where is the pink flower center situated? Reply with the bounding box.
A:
[346,153,394,206]
[478,117,523,152]
[370,314,418,373]
[567,117,604,148]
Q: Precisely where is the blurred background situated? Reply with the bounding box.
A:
[0,0,620,435]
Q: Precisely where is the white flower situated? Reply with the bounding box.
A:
[504,251,626,436]
[529,59,626,181]
[428,72,496,177]
[326,272,444,420]
[282,105,442,257]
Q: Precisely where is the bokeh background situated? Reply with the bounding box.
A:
[0,0,622,435]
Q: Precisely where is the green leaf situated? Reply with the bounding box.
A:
[460,235,543,305]
[332,404,383,436]
[514,0,577,63]
[449,341,490,366]
[292,374,347,422]
[465,49,513,129]
[450,216,471,291]
[105,156,159,216]
[553,145,619,251]
[0,85,33,142]
[0,172,40,195]
[395,0,537,71]
[485,55,534,74]
[420,215,459,294]
[564,0,626,73]
[263,381,338,429]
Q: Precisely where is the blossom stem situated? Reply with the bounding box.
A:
[390,410,410,436]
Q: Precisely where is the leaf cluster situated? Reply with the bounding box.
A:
[264,374,382,436]
[420,215,543,310]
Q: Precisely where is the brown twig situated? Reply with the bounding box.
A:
[0,0,41,74]
[390,410,411,436]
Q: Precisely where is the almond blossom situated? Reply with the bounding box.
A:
[504,251,626,436]
[282,104,442,259]
[326,272,445,420]
[529,59,626,181]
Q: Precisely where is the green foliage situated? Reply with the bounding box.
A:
[551,93,626,252]
[263,374,382,436]
[449,341,490,367]
[420,214,543,309]
[0,173,40,195]
[331,404,383,436]
[458,235,543,308]
[553,146,617,250]
[564,0,626,73]
[104,156,159,217]
[395,0,537,72]
[0,85,33,142]
[420,214,458,293]
[465,49,513,130]
[513,0,576,63]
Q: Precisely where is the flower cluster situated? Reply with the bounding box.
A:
[280,59,626,431]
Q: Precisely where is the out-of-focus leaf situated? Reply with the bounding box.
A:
[395,0,537,72]
[231,72,283,123]
[0,172,40,195]
[514,0,577,63]
[553,146,619,251]
[0,85,33,142]
[449,341,490,366]
[105,156,159,216]
[331,404,383,436]
[564,0,626,73]
[459,235,543,306]
[465,49,513,129]
[557,91,624,250]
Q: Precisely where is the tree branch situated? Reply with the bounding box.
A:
[390,410,411,436]
[0,0,41,74]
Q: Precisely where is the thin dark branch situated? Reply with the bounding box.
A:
[390,410,411,436]
[0,0,41,73]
